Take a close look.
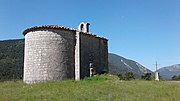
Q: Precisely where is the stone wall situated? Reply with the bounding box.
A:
[24,29,76,83]
[79,33,108,78]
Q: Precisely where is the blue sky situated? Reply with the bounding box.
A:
[0,0,180,71]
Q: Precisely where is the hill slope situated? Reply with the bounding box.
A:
[0,39,24,80]
[159,64,180,80]
[108,53,153,77]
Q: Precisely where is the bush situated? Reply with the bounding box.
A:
[117,74,123,80]
[172,75,180,81]
[117,72,135,80]
[141,73,152,80]
[124,72,135,80]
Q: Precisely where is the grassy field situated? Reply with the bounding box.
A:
[0,74,179,101]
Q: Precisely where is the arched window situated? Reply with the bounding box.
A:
[80,24,84,31]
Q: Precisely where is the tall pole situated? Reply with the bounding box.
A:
[155,61,158,72]
[154,61,160,81]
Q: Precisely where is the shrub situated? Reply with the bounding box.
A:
[141,73,152,80]
[117,74,123,80]
[117,72,135,81]
[172,75,180,81]
[124,72,135,80]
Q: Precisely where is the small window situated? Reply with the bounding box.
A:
[80,24,84,31]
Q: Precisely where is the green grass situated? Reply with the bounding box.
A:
[0,74,179,101]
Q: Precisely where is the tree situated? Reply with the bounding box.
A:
[141,73,152,80]
[172,75,180,81]
[124,72,135,80]
[117,74,123,80]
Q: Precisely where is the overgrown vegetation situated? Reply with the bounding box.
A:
[0,74,179,101]
[172,75,180,81]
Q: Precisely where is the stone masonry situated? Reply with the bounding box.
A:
[23,22,108,84]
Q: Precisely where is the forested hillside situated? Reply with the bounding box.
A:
[0,39,24,81]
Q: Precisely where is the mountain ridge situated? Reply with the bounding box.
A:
[108,53,153,78]
[158,64,180,80]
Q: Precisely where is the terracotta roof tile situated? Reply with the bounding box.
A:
[23,25,108,40]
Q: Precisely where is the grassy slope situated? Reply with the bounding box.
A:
[0,75,179,101]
